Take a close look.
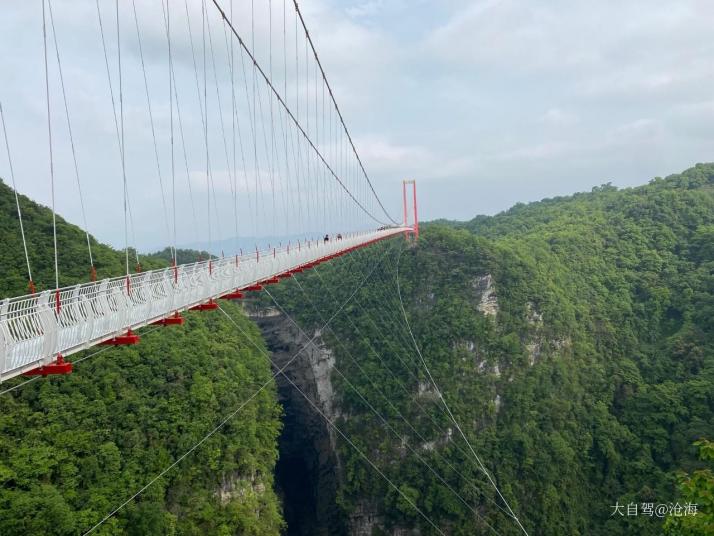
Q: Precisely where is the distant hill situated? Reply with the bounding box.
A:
[0,179,166,298]
[3,161,712,535]
[148,246,212,265]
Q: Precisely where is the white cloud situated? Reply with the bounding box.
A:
[353,135,476,183]
[541,108,578,126]
[489,141,574,162]
[611,118,664,143]
[346,1,386,19]
[2,0,714,243]
[356,137,429,167]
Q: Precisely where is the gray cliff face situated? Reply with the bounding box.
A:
[247,304,346,536]
[248,282,549,536]
[248,301,423,535]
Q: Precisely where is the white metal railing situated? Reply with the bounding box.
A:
[0,227,408,383]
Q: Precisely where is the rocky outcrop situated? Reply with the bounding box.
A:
[350,500,420,536]
[215,471,267,505]
[473,274,498,317]
[416,380,438,399]
[350,501,384,536]
[524,302,571,365]
[247,298,429,536]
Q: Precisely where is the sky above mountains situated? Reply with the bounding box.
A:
[1,0,713,251]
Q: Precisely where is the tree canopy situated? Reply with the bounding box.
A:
[0,179,284,535]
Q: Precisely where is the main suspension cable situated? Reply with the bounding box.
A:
[291,0,397,226]
[210,0,387,227]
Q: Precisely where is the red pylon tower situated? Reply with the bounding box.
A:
[402,179,419,240]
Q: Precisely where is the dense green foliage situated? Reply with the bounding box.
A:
[3,159,713,535]
[270,164,714,535]
[665,439,714,535]
[0,180,284,535]
[0,180,168,297]
[149,247,212,266]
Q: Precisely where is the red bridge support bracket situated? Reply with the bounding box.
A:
[221,291,245,300]
[261,277,280,285]
[100,329,140,346]
[22,354,73,377]
[190,299,219,311]
[152,312,185,326]
[243,284,263,292]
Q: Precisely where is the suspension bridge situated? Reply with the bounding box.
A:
[0,2,530,535]
[0,0,419,383]
[0,227,409,382]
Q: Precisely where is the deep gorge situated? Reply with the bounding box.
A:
[1,163,713,535]
[249,304,347,536]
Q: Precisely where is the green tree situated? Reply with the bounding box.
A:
[665,440,714,535]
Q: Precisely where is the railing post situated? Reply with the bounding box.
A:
[0,299,8,379]
[82,293,94,348]
[38,291,57,365]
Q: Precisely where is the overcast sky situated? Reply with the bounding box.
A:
[1,0,713,252]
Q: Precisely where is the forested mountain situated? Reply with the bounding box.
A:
[0,180,284,535]
[1,162,712,535]
[266,163,714,535]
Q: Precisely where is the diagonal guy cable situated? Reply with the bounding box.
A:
[82,242,390,535]
[395,247,530,536]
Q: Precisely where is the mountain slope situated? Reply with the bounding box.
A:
[267,163,714,535]
[0,180,284,535]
